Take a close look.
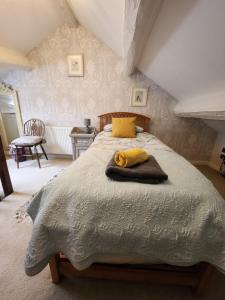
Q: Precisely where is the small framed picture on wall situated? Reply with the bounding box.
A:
[68,54,84,77]
[131,87,148,107]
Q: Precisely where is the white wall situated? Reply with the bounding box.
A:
[209,133,225,170]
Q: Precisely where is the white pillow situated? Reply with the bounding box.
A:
[103,124,144,133]
[103,124,112,132]
[136,125,144,133]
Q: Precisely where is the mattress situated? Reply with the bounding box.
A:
[25,132,225,275]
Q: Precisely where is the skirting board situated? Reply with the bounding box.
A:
[191,160,219,171]
[190,160,208,166]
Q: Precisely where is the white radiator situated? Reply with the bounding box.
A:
[44,126,72,155]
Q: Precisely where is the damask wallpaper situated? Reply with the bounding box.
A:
[2,23,216,161]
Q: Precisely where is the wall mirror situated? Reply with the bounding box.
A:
[0,82,23,151]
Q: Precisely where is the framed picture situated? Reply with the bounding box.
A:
[68,54,84,77]
[131,87,148,107]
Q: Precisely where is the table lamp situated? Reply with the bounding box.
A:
[84,118,91,133]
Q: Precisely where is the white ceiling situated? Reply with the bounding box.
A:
[138,0,225,118]
[0,0,76,54]
[67,0,125,57]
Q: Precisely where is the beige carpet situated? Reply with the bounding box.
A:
[0,159,225,300]
[196,165,225,200]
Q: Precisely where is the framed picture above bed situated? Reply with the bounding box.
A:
[68,54,84,77]
[131,87,148,107]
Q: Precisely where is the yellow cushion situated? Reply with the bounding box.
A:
[114,148,149,168]
[112,117,136,138]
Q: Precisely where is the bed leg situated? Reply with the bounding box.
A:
[192,264,213,297]
[49,254,61,284]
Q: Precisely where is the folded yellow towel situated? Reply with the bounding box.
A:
[114,148,149,168]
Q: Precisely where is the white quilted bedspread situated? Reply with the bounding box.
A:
[25,132,225,276]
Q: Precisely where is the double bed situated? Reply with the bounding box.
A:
[25,112,225,296]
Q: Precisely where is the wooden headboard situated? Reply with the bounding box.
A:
[98,112,150,132]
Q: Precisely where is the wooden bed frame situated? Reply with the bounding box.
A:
[49,112,214,297]
[98,112,150,132]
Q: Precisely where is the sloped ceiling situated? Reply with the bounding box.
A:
[138,0,225,120]
[0,0,76,53]
[67,0,125,57]
[0,0,76,75]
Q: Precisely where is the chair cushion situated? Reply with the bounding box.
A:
[11,136,43,146]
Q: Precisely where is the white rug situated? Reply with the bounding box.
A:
[15,168,64,223]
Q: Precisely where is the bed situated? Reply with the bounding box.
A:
[25,112,225,296]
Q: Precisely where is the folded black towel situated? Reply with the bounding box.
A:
[105,154,168,184]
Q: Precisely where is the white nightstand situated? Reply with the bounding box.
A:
[70,127,97,160]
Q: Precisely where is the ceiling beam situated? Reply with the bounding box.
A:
[123,0,163,75]
[174,93,225,120]
[175,111,225,121]
[0,46,32,75]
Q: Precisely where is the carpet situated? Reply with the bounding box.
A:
[15,169,64,223]
[0,159,225,299]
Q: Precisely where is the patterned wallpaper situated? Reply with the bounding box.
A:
[2,24,216,161]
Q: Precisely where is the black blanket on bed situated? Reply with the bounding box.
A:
[105,154,168,184]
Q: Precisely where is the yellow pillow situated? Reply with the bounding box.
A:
[112,117,136,138]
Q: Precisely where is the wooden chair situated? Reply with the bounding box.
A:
[11,119,48,168]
